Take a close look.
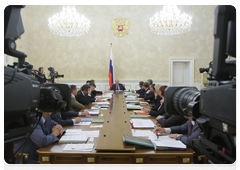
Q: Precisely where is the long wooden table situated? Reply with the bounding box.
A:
[37,91,195,164]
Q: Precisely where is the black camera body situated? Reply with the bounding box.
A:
[4,5,71,163]
[48,67,64,83]
[164,5,236,163]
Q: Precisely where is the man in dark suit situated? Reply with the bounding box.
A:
[50,111,89,126]
[14,112,63,164]
[144,84,155,104]
[110,79,126,90]
[157,113,188,127]
[136,82,149,98]
[76,84,100,105]
[37,67,48,84]
[90,80,103,95]
[134,81,144,94]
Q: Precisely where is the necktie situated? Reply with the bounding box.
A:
[117,85,119,90]
[190,124,193,135]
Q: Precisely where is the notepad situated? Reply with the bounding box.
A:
[63,144,94,152]
[133,110,149,115]
[130,119,155,129]
[92,119,105,123]
[130,115,149,118]
[81,118,93,122]
[127,105,142,110]
[59,135,88,144]
[150,136,187,151]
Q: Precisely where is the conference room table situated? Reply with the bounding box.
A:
[37,91,195,164]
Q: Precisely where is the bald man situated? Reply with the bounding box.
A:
[110,79,126,91]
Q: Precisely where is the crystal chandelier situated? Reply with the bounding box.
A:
[149,5,192,35]
[48,5,91,37]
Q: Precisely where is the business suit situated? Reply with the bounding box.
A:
[50,111,79,126]
[167,120,202,170]
[138,88,148,98]
[92,90,103,97]
[144,91,155,104]
[76,90,95,105]
[170,119,201,146]
[149,102,166,117]
[158,113,188,127]
[110,83,126,90]
[136,88,144,94]
[14,116,59,164]
[70,95,84,112]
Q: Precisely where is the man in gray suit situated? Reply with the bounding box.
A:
[14,112,64,164]
[154,116,200,147]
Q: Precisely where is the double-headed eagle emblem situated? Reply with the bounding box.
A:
[111,17,130,37]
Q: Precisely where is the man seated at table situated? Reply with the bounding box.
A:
[70,85,84,112]
[136,82,149,98]
[50,111,89,127]
[76,84,101,105]
[90,79,103,95]
[131,81,144,93]
[156,113,188,127]
[153,116,202,163]
[14,112,64,164]
[144,84,156,104]
[110,79,126,91]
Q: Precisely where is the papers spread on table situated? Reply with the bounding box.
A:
[64,130,100,137]
[149,135,187,150]
[81,117,93,122]
[63,144,94,152]
[75,122,91,126]
[131,129,153,137]
[84,109,100,116]
[59,135,88,144]
[130,119,155,129]
[92,102,110,105]
[127,104,142,110]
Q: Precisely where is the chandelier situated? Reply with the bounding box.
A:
[48,5,91,37]
[149,5,192,35]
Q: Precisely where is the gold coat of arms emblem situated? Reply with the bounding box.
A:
[111,17,130,37]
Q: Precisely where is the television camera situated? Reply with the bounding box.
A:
[164,5,236,164]
[48,67,64,83]
[4,5,71,163]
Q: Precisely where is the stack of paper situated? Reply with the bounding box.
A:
[79,130,100,137]
[75,122,91,126]
[64,129,99,138]
[130,119,155,129]
[63,144,94,152]
[59,135,88,144]
[131,129,153,137]
[65,129,82,135]
[84,109,100,116]
[92,102,110,108]
[149,135,187,150]
[127,104,142,110]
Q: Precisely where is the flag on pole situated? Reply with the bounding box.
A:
[109,45,114,88]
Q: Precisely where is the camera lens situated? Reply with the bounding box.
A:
[171,87,200,117]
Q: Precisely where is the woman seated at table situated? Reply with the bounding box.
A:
[142,85,167,117]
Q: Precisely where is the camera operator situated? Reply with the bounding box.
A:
[14,112,64,164]
[37,67,48,84]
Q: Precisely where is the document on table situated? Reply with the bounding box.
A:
[63,144,94,152]
[131,119,155,128]
[64,129,82,135]
[131,129,153,137]
[149,135,186,149]
[80,130,100,137]
[92,102,110,105]
[75,122,91,126]
[59,135,88,143]
[90,125,103,128]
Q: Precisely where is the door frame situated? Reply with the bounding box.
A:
[169,58,194,86]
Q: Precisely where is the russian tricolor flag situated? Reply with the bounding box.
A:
[109,45,114,88]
